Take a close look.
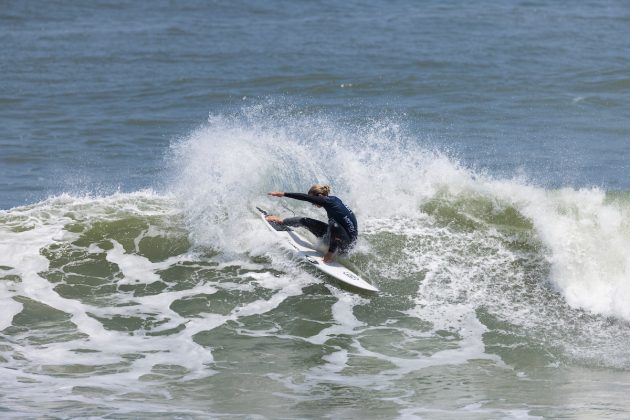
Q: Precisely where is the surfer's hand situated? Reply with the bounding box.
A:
[265,215,283,224]
[323,252,334,263]
[268,191,285,197]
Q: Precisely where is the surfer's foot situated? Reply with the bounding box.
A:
[265,215,284,224]
[323,252,335,263]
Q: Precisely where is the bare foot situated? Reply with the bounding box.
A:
[323,252,335,263]
[265,215,283,224]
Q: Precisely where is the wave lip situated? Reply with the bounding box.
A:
[523,188,630,321]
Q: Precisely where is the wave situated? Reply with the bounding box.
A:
[1,106,630,377]
[168,105,630,324]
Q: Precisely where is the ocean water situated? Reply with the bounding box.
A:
[2,0,630,418]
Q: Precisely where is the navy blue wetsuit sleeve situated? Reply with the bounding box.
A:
[284,193,328,206]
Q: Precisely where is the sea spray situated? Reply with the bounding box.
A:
[168,108,461,252]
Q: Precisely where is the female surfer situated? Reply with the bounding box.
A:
[266,184,358,263]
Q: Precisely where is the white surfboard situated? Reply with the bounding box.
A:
[256,207,378,292]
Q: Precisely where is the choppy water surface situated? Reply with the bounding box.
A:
[2,0,630,418]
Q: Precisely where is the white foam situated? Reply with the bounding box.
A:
[0,193,222,394]
[0,277,23,331]
[305,287,367,345]
[104,240,184,285]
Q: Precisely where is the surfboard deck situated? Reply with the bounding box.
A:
[256,207,378,292]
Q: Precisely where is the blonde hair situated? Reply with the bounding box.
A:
[308,184,331,196]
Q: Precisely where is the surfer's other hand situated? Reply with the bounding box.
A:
[268,191,285,197]
[265,215,283,224]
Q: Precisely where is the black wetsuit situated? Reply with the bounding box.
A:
[282,193,358,254]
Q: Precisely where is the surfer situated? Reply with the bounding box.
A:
[266,184,358,263]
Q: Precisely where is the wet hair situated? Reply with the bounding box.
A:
[308,184,331,197]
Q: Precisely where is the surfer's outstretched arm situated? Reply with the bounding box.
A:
[268,191,328,206]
